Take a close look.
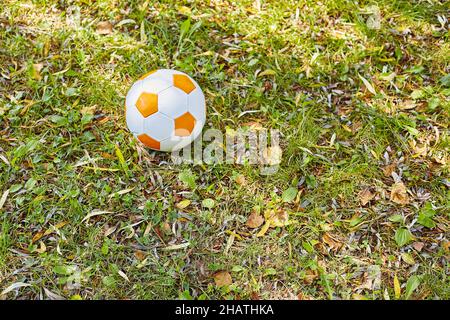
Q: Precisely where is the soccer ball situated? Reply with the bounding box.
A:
[125,69,206,152]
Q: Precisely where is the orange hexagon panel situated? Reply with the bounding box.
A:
[175,112,196,136]
[138,133,160,150]
[173,74,195,94]
[136,92,158,117]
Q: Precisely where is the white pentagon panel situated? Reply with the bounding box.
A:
[158,87,189,118]
[125,80,144,134]
[154,69,185,83]
[187,87,206,124]
[143,112,174,141]
[160,136,192,152]
[141,77,172,94]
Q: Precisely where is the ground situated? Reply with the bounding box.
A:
[0,0,449,300]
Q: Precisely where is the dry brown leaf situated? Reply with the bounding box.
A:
[242,121,264,130]
[246,211,264,228]
[359,188,375,206]
[398,100,416,110]
[235,174,247,186]
[96,21,113,35]
[412,242,424,252]
[390,182,410,205]
[432,151,447,165]
[257,209,295,237]
[303,269,318,284]
[213,271,232,286]
[443,241,449,253]
[382,163,396,177]
[134,250,146,261]
[322,232,343,251]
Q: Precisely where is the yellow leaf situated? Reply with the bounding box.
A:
[176,199,191,209]
[115,144,127,171]
[178,6,192,15]
[35,241,46,254]
[258,69,276,77]
[394,274,401,299]
[264,209,289,227]
[256,221,271,237]
[32,63,43,80]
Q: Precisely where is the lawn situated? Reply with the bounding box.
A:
[0,0,448,300]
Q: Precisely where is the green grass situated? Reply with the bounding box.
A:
[0,0,449,300]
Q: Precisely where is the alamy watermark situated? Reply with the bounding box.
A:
[168,127,282,175]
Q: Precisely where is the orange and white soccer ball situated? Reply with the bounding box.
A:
[125,69,206,152]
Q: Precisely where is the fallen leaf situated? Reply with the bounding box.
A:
[32,63,43,80]
[282,187,298,203]
[401,252,415,265]
[96,21,113,35]
[246,211,264,228]
[35,241,47,254]
[81,105,97,115]
[213,271,232,286]
[224,233,235,255]
[258,69,276,77]
[303,269,318,284]
[81,210,113,223]
[265,209,289,227]
[176,199,191,209]
[398,99,416,110]
[405,275,420,299]
[442,241,449,253]
[242,121,264,131]
[382,163,396,177]
[358,188,375,206]
[178,6,192,15]
[32,221,68,243]
[0,189,9,210]
[256,221,271,237]
[134,250,146,261]
[322,232,343,251]
[412,242,424,252]
[44,288,64,300]
[409,140,428,157]
[1,282,31,296]
[358,73,377,95]
[390,182,410,205]
[394,274,401,299]
[161,242,190,251]
[104,225,118,237]
[118,270,129,282]
[257,209,294,237]
[235,174,247,186]
[108,187,134,198]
